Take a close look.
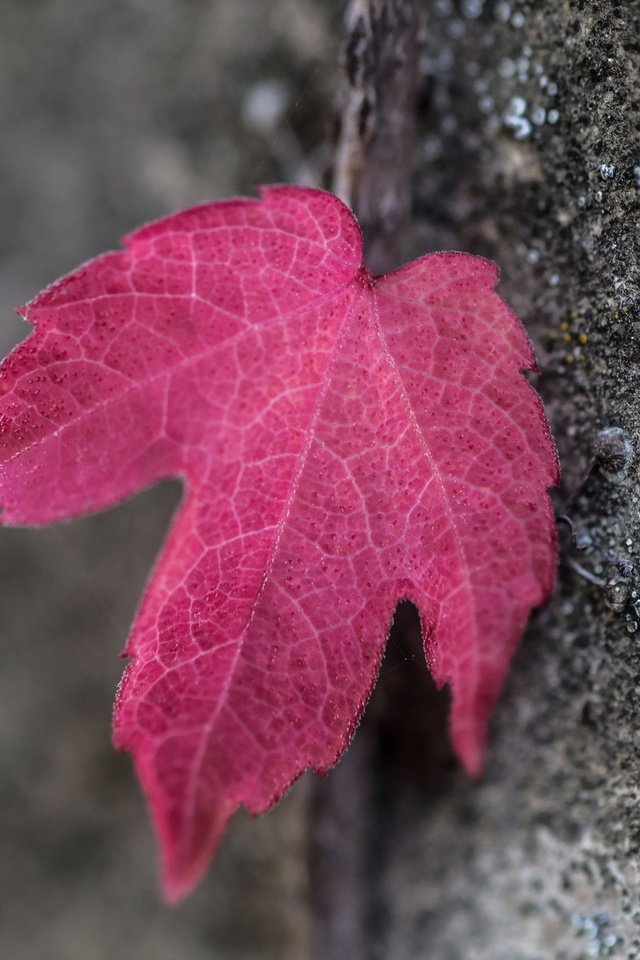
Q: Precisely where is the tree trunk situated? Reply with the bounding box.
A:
[313,1,640,957]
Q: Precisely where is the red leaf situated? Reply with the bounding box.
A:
[0,186,558,900]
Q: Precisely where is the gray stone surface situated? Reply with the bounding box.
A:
[0,1,638,958]
[357,1,640,957]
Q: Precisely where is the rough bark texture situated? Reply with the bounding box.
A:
[369,3,640,957]
[333,0,420,272]
[0,2,638,959]
[308,5,421,959]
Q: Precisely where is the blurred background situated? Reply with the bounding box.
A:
[0,2,343,957]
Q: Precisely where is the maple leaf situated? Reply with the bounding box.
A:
[0,186,558,901]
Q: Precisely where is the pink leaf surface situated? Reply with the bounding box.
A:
[0,186,558,900]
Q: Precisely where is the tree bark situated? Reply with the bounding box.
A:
[309,5,422,959]
[333,0,420,272]
[313,1,640,958]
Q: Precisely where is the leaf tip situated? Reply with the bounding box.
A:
[157,813,230,905]
[160,862,202,906]
[452,725,486,779]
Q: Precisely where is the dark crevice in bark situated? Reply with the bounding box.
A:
[332,0,421,274]
[308,4,423,957]
[308,601,455,960]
